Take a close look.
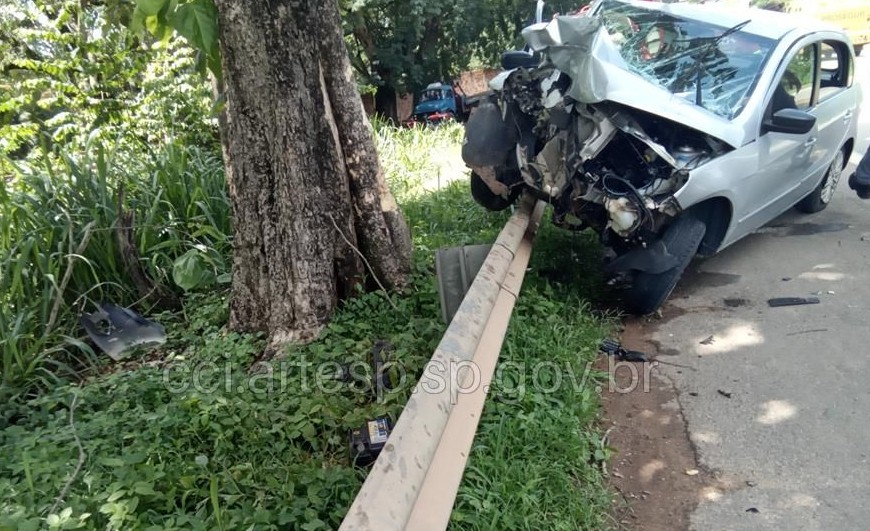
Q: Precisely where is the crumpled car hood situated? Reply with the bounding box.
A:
[513,16,747,149]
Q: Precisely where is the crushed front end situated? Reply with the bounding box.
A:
[462,13,733,271]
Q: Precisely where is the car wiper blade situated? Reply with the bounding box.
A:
[693,19,752,106]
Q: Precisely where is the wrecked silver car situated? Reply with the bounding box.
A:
[463,0,861,313]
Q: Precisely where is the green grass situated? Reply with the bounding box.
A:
[449,208,614,530]
[0,122,614,530]
[0,138,230,394]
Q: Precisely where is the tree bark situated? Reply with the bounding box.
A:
[213,0,412,345]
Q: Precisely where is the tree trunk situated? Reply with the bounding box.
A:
[374,85,397,123]
[213,0,412,345]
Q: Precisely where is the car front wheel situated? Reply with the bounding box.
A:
[795,148,845,214]
[625,215,706,315]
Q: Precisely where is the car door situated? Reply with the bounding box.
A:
[736,40,819,232]
[803,39,858,195]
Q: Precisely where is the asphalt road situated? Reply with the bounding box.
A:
[650,55,870,530]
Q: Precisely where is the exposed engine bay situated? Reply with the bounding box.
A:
[461,13,735,264]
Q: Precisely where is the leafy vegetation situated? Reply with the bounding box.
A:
[1,120,613,529]
[1,0,223,394]
[0,0,218,164]
[1,140,229,392]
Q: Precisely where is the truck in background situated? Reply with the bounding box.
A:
[404,82,471,126]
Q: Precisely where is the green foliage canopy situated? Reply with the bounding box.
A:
[0,0,218,162]
[340,0,588,94]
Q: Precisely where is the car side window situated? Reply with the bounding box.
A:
[770,44,816,114]
[818,41,850,102]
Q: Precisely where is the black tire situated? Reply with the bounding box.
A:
[625,215,706,315]
[795,148,845,214]
[470,172,519,211]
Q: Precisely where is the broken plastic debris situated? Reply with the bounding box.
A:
[600,338,649,362]
[685,469,699,476]
[699,335,715,345]
[767,296,820,308]
[80,303,166,361]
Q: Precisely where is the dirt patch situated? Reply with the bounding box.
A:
[423,145,468,191]
[601,315,713,531]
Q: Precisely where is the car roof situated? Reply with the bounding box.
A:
[606,0,845,41]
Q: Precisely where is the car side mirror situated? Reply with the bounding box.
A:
[762,108,816,135]
[501,50,538,70]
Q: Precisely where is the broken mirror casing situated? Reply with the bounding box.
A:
[80,303,166,360]
[463,12,737,273]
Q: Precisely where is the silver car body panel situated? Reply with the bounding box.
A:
[674,29,862,249]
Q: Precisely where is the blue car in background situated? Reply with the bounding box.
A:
[405,82,470,125]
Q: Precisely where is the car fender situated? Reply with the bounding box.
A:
[673,151,750,249]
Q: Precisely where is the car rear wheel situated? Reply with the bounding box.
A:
[795,148,845,214]
[625,215,706,315]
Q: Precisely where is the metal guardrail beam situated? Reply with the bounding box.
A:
[340,195,545,530]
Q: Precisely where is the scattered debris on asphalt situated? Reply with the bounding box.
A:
[827,290,836,295]
[767,296,821,307]
[685,469,699,476]
[688,392,699,397]
[746,480,758,487]
[600,338,649,362]
[782,277,792,281]
[80,303,166,360]
[717,390,733,399]
[724,298,749,307]
[746,507,760,514]
[700,335,716,345]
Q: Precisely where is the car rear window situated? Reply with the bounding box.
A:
[595,0,776,119]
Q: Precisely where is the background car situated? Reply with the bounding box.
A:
[462,0,862,313]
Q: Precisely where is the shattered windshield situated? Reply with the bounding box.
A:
[596,0,776,119]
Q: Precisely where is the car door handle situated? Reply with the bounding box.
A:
[805,137,818,147]
[843,111,854,123]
